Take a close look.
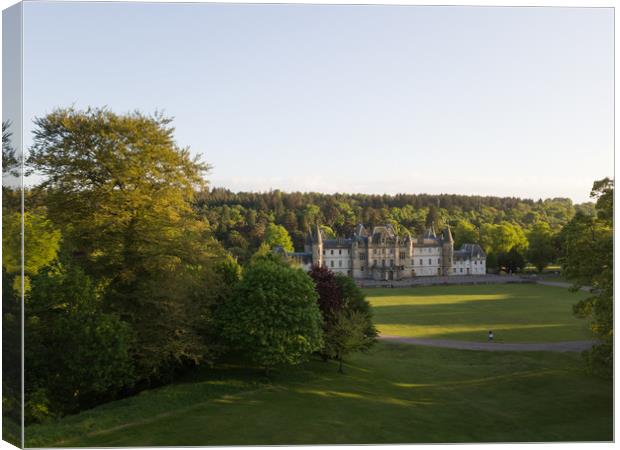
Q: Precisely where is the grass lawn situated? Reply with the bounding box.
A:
[366,284,592,343]
[25,342,612,446]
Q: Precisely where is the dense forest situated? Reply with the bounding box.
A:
[196,188,594,271]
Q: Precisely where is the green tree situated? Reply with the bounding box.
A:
[264,223,294,252]
[217,260,324,371]
[526,222,556,272]
[323,311,373,373]
[335,274,378,347]
[483,222,528,254]
[497,247,526,274]
[27,107,221,382]
[25,265,134,421]
[560,178,613,376]
[425,204,440,229]
[3,210,61,292]
[319,225,336,239]
[453,220,478,248]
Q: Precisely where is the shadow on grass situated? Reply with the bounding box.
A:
[25,344,612,447]
[368,287,591,342]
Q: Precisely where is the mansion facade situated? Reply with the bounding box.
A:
[288,223,486,281]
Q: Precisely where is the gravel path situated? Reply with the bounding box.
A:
[535,280,593,292]
[379,335,596,352]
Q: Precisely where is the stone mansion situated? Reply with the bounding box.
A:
[287,223,486,281]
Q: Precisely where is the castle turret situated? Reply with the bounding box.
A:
[441,226,454,276]
[311,223,324,267]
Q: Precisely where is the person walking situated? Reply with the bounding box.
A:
[488,330,494,342]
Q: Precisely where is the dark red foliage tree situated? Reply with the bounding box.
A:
[308,265,343,319]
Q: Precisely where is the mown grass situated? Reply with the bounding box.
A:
[366,284,591,342]
[25,342,612,446]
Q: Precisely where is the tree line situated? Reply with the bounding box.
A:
[197,183,593,274]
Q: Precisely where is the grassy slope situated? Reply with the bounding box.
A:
[366,284,591,342]
[26,343,612,447]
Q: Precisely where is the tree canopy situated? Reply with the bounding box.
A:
[560,178,613,376]
[217,259,324,370]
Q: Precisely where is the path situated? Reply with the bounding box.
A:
[535,280,593,292]
[379,335,596,352]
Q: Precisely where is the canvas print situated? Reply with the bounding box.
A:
[2,1,614,447]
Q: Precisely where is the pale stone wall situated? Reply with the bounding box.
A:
[302,224,485,280]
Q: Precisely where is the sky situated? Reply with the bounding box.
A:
[18,2,614,203]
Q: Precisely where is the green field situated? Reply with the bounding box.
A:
[26,343,612,446]
[24,283,611,446]
[367,284,591,342]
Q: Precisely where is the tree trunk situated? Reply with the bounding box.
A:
[338,357,344,374]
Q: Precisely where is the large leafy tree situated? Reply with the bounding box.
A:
[560,178,613,376]
[526,222,556,272]
[27,107,209,278]
[480,221,528,270]
[27,107,220,382]
[218,259,323,371]
[497,247,526,274]
[25,265,134,421]
[453,220,479,248]
[263,223,294,252]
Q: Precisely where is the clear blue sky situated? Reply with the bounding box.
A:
[21,2,613,203]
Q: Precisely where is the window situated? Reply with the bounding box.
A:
[339,249,342,255]
[438,258,441,264]
[428,258,431,265]
[330,261,334,267]
[339,260,342,267]
[361,266,365,271]
[390,259,394,266]
[382,260,385,267]
[411,259,414,265]
[323,250,325,255]
[373,249,377,255]
[359,254,366,260]
[330,250,334,255]
[400,252,406,259]
[474,260,477,265]
[420,259,423,265]
[460,267,463,273]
